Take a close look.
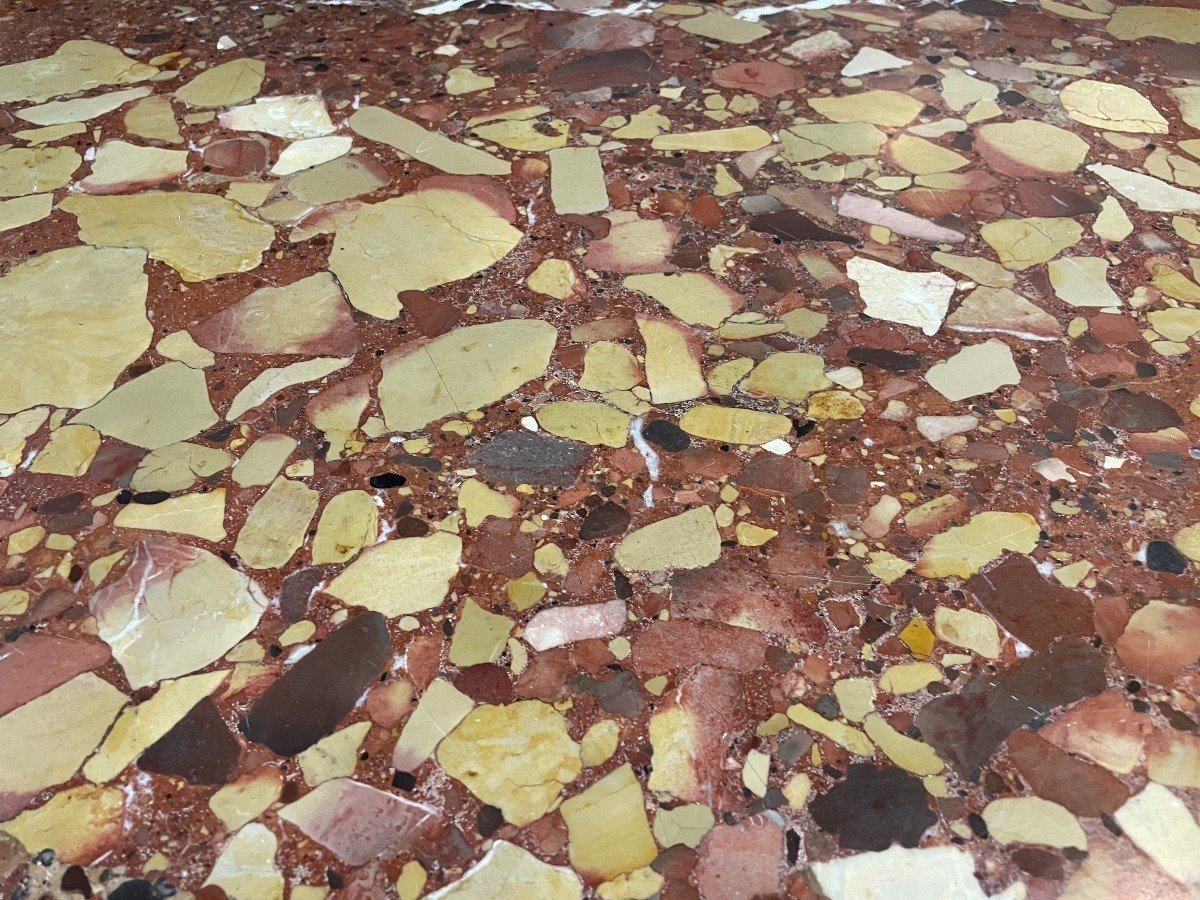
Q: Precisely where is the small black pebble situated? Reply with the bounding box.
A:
[642,419,690,452]
[392,770,417,790]
[370,472,407,489]
[1146,540,1187,575]
[477,804,504,836]
[108,881,157,900]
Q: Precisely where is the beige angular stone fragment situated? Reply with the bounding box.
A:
[879,662,942,694]
[73,361,217,449]
[331,189,522,319]
[0,783,124,864]
[653,804,715,849]
[299,721,371,787]
[0,408,48,476]
[1108,6,1200,41]
[580,720,621,767]
[270,135,352,177]
[983,797,1086,849]
[0,146,80,197]
[847,256,955,336]
[583,210,679,275]
[210,767,284,831]
[787,703,874,756]
[235,477,319,569]
[29,424,100,476]
[925,340,1019,401]
[326,532,460,617]
[1048,257,1122,308]
[0,246,151,415]
[975,120,1089,177]
[808,390,865,421]
[1112,785,1200,886]
[947,286,1061,340]
[219,94,334,139]
[0,193,52,234]
[561,764,657,880]
[227,357,351,421]
[1088,163,1200,214]
[548,147,608,215]
[115,489,228,542]
[932,251,1014,288]
[91,537,268,688]
[80,140,189,194]
[349,106,510,176]
[379,320,556,431]
[537,402,632,448]
[1060,79,1169,134]
[651,126,772,153]
[438,701,582,826]
[449,599,513,667]
[980,216,1083,270]
[124,94,182,143]
[12,122,84,144]
[0,40,158,105]
[312,490,378,565]
[615,506,720,574]
[916,510,1040,578]
[393,679,475,772]
[742,352,830,402]
[16,86,152,126]
[0,673,127,794]
[637,316,706,404]
[624,273,743,327]
[863,714,943,775]
[888,134,968,175]
[780,122,886,165]
[204,824,284,900]
[809,90,924,127]
[934,606,1001,658]
[62,192,275,281]
[679,405,791,445]
[83,670,227,783]
[834,678,876,723]
[812,845,1021,900]
[157,331,215,368]
[528,258,584,300]
[678,11,768,43]
[427,841,582,900]
[233,435,297,487]
[581,342,642,393]
[176,58,265,108]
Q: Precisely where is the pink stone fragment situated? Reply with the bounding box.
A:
[523,599,626,651]
[694,818,785,900]
[583,211,678,274]
[278,777,438,866]
[837,193,967,243]
[1040,692,1150,774]
[1116,600,1200,684]
[0,633,111,717]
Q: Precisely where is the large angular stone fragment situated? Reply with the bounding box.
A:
[0,246,151,414]
[624,273,743,327]
[916,510,1040,578]
[427,841,582,900]
[975,120,1089,178]
[348,106,510,176]
[811,845,1023,900]
[196,272,358,356]
[138,697,241,785]
[330,182,522,318]
[203,824,283,900]
[925,340,1020,402]
[1108,5,1200,42]
[91,537,268,689]
[0,784,124,865]
[325,532,460,617]
[0,633,111,718]
[175,58,265,108]
[1116,600,1200,684]
[234,476,319,569]
[72,362,217,450]
[467,430,591,486]
[278,778,438,866]
[0,40,158,104]
[219,94,334,139]
[0,673,127,795]
[614,506,721,574]
[560,764,657,880]
[242,613,390,756]
[1087,164,1200,214]
[437,701,582,825]
[847,257,954,336]
[378,320,556,431]
[1114,783,1200,885]
[61,192,276,281]
[1060,79,1168,133]
[967,555,1092,651]
[0,146,81,197]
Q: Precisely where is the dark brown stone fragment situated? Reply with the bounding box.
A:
[138,697,241,785]
[748,210,857,245]
[400,290,461,338]
[1006,730,1128,817]
[467,430,590,487]
[549,49,663,92]
[808,764,936,851]
[1016,182,1102,217]
[1100,389,1182,430]
[967,554,1093,651]
[579,501,630,540]
[241,612,391,756]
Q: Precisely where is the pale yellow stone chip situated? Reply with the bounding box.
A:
[677,11,769,43]
[863,713,944,775]
[124,94,183,143]
[638,317,706,404]
[114,488,228,542]
[15,86,153,126]
[73,362,217,450]
[176,58,266,108]
[430,841,583,899]
[925,340,1020,402]
[625,272,743,327]
[549,146,608,215]
[438,701,582,826]
[0,146,81,197]
[0,784,124,865]
[614,506,721,573]
[378,320,556,431]
[235,476,319,569]
[0,673,127,794]
[537,402,632,448]
[204,823,285,900]
[651,126,772,153]
[0,40,158,105]
[0,193,52,234]
[393,678,475,772]
[916,510,1040,578]
[227,357,351,421]
[581,720,621,767]
[679,405,792,445]
[312,490,378,564]
[1060,79,1168,133]
[980,216,1083,270]
[787,702,874,756]
[299,721,372,786]
[934,606,1001,658]
[1108,5,1200,42]
[1114,783,1200,884]
[983,797,1086,849]
[62,191,276,281]
[210,767,284,831]
[560,764,658,880]
[1048,257,1122,308]
[449,599,514,666]
[29,424,100,476]
[326,532,461,617]
[974,120,1089,176]
[349,106,510,176]
[809,90,924,127]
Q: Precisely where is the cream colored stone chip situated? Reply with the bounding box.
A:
[204,824,285,900]
[1060,79,1169,134]
[624,272,743,327]
[0,40,158,105]
[0,146,81,197]
[614,506,721,574]
[348,106,510,176]
[560,764,658,880]
[916,511,1040,578]
[235,477,319,569]
[983,797,1086,849]
[426,841,582,899]
[925,340,1020,401]
[176,58,266,108]
[72,361,217,449]
[325,532,461,617]
[312,490,379,564]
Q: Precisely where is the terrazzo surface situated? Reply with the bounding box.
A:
[2,0,1200,896]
